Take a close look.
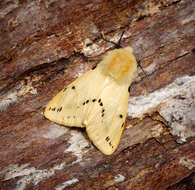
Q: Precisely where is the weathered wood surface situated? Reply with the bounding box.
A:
[0,0,194,189]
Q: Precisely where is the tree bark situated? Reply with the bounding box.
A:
[0,0,194,189]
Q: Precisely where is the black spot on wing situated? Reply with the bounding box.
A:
[105,136,114,149]
[48,106,63,112]
[57,107,62,112]
[119,114,123,118]
[98,99,103,107]
[72,86,75,89]
[83,98,97,106]
[101,108,105,117]
[105,136,110,142]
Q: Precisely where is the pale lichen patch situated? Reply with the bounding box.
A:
[43,123,68,139]
[82,42,103,57]
[55,178,79,190]
[128,75,195,142]
[103,173,126,188]
[181,13,195,25]
[0,0,19,19]
[144,62,157,73]
[0,76,40,112]
[75,63,89,78]
[179,157,195,170]
[114,174,125,183]
[65,130,89,164]
[0,92,18,112]
[2,162,66,190]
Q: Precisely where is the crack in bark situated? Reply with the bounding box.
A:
[152,137,168,151]
[0,52,89,96]
[150,112,169,128]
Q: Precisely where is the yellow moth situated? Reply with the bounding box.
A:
[44,44,137,155]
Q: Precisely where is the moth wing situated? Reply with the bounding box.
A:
[44,69,105,127]
[86,80,129,155]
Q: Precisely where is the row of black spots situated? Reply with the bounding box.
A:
[101,109,105,117]
[98,99,103,106]
[109,142,114,149]
[48,107,56,111]
[63,86,75,93]
[48,107,63,112]
[98,99,104,117]
[83,99,89,105]
[57,107,62,112]
[105,136,113,149]
[105,136,110,142]
[83,98,97,105]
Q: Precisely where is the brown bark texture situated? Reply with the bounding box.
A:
[0,0,194,190]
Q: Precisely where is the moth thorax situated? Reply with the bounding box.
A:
[100,47,137,84]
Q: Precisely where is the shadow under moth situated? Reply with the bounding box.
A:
[44,35,137,155]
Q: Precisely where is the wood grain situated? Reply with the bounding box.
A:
[0,0,194,189]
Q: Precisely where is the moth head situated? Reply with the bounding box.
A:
[99,46,137,84]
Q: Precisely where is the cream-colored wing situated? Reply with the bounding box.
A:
[44,46,137,155]
[44,69,106,127]
[86,78,129,155]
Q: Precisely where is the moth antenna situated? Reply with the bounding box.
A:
[101,35,119,48]
[117,31,125,47]
[137,60,154,92]
[101,31,125,49]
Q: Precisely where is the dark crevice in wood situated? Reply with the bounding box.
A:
[0,51,90,96]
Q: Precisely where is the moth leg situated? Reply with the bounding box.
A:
[73,50,102,69]
[87,55,102,62]
[101,31,125,49]
[137,60,147,77]
[117,31,125,46]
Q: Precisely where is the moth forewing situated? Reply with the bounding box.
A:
[44,46,137,155]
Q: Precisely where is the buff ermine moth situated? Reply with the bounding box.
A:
[44,34,137,155]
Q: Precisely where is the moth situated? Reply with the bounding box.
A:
[44,33,137,155]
